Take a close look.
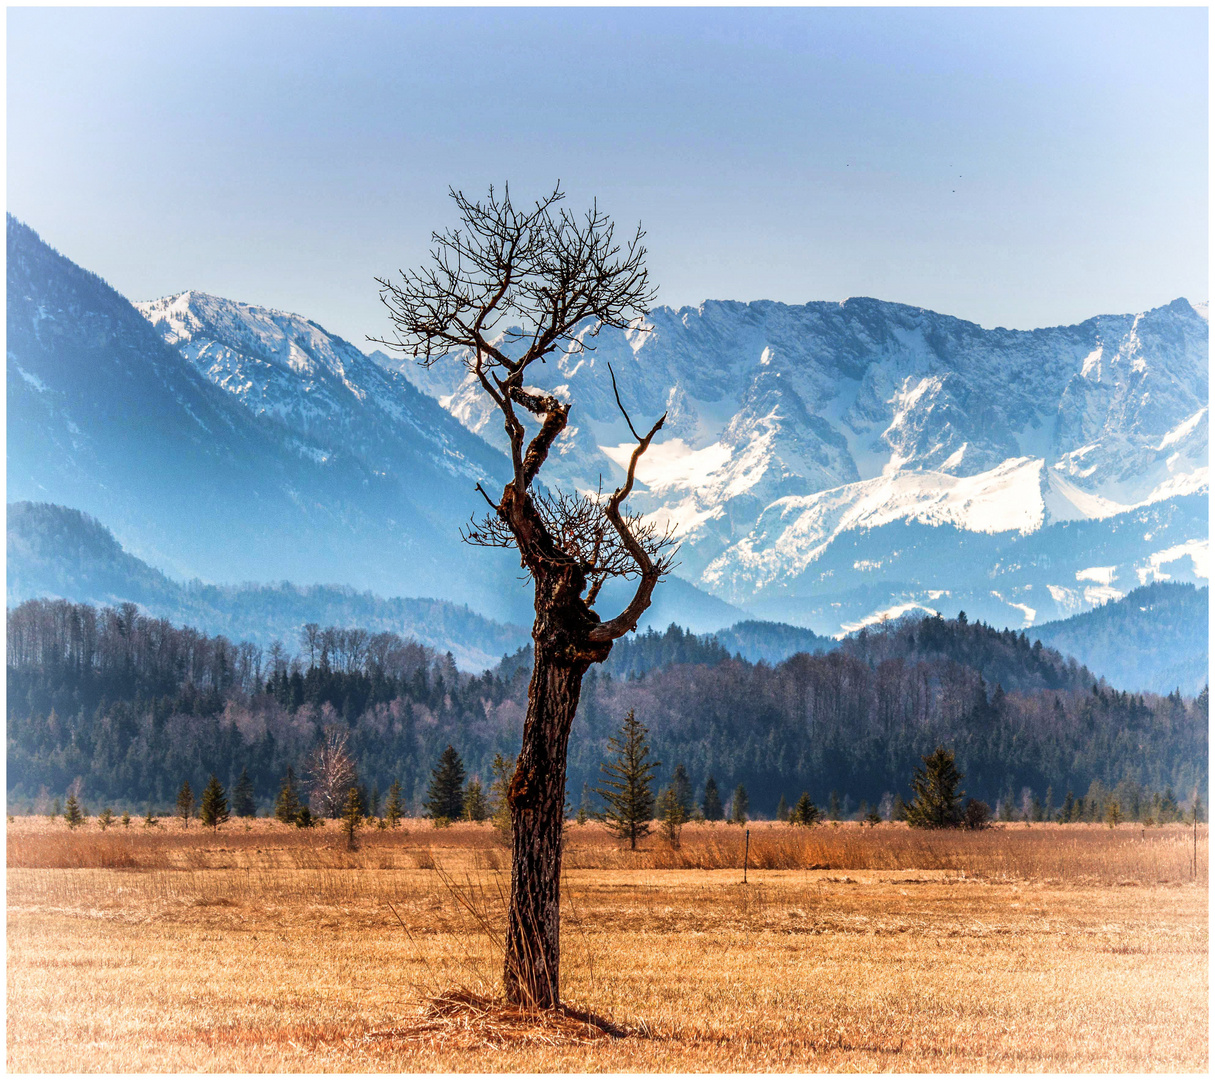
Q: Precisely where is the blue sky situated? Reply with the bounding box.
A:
[7,6,1207,343]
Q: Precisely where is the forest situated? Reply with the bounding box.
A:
[6,598,1207,818]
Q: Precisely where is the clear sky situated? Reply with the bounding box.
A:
[7,6,1208,344]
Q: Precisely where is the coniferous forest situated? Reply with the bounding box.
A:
[7,598,1207,819]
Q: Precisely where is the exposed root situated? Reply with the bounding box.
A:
[364,988,647,1050]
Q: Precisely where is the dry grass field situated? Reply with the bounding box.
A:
[7,815,1208,1072]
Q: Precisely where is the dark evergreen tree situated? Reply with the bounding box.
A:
[176,781,195,829]
[702,775,724,821]
[775,794,790,822]
[464,778,489,822]
[98,807,114,831]
[828,790,842,821]
[199,775,229,830]
[730,784,749,825]
[275,768,303,824]
[657,784,687,847]
[64,792,84,829]
[342,785,362,850]
[385,779,404,828]
[594,710,660,849]
[232,768,257,818]
[425,745,466,822]
[791,792,820,826]
[905,746,966,829]
[670,763,693,816]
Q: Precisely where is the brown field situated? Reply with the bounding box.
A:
[7,816,1208,1072]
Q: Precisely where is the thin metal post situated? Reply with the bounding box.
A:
[743,828,750,884]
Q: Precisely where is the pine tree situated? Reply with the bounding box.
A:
[425,746,466,823]
[464,778,489,822]
[891,793,908,821]
[775,794,790,822]
[342,785,362,850]
[595,709,660,849]
[98,807,114,831]
[489,753,516,836]
[199,775,229,830]
[702,775,724,821]
[576,781,592,825]
[369,782,381,820]
[176,781,195,829]
[143,806,159,829]
[64,793,84,829]
[670,764,693,816]
[828,790,842,821]
[905,746,965,829]
[232,768,257,818]
[791,791,821,826]
[121,810,132,829]
[730,784,749,825]
[385,779,404,828]
[658,784,688,847]
[275,768,302,823]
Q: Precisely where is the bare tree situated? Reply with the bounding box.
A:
[304,728,358,818]
[376,183,676,1008]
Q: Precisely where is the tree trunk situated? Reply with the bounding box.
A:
[502,640,591,1008]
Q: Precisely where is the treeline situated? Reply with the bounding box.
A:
[6,599,1208,818]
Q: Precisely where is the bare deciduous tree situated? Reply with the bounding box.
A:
[305,728,358,818]
[375,183,676,1008]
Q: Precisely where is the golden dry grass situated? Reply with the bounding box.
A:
[7,816,1208,1072]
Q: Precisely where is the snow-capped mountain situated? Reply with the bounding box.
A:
[376,296,1208,632]
[134,291,506,517]
[5,217,523,621]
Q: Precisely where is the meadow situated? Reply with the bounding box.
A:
[7,816,1208,1072]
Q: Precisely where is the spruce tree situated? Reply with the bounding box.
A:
[489,753,516,836]
[828,790,842,821]
[385,779,404,828]
[905,746,965,829]
[121,810,132,829]
[464,778,489,822]
[98,807,114,831]
[657,784,687,847]
[775,794,790,822]
[199,775,229,830]
[275,768,302,823]
[670,764,693,816]
[791,791,821,826]
[232,768,257,818]
[595,710,660,849]
[730,784,749,825]
[576,781,592,825]
[702,775,724,821]
[143,806,159,829]
[64,793,84,829]
[342,785,362,850]
[425,745,466,823]
[176,781,195,829]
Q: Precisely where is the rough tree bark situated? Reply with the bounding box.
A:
[375,184,675,1008]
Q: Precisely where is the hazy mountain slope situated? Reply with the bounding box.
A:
[5,217,530,621]
[6,501,528,671]
[1033,582,1209,695]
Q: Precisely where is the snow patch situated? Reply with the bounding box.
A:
[1137,539,1209,584]
[836,601,939,638]
[1075,566,1117,586]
